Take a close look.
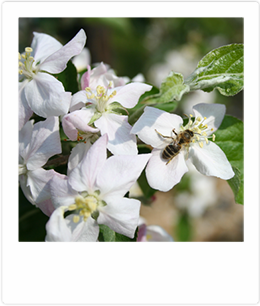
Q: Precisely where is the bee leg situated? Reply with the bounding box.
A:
[172,128,178,136]
[166,155,175,165]
[155,129,173,139]
[165,151,179,165]
[166,158,172,165]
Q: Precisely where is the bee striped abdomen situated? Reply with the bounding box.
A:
[162,143,181,159]
[155,128,194,164]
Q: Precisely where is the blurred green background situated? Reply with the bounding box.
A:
[19,18,243,241]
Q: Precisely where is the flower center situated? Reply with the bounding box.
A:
[18,47,38,80]
[181,114,216,148]
[68,190,106,223]
[85,83,117,113]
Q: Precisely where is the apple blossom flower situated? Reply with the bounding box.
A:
[63,73,152,155]
[79,62,126,98]
[76,61,145,98]
[131,103,235,192]
[137,217,174,242]
[18,29,87,128]
[19,117,61,216]
[46,134,152,241]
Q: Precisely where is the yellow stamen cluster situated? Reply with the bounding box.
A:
[182,114,216,149]
[18,47,36,79]
[192,116,208,134]
[85,82,117,113]
[68,195,98,222]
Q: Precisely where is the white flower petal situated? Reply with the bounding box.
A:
[132,73,145,82]
[39,29,87,74]
[103,70,126,88]
[70,90,89,112]
[66,215,99,242]
[131,106,183,149]
[95,113,137,155]
[62,109,97,141]
[72,47,91,72]
[146,148,188,192]
[68,134,108,193]
[19,174,36,205]
[67,142,92,176]
[192,103,225,134]
[19,119,34,157]
[24,117,61,170]
[36,199,55,217]
[109,82,152,108]
[25,72,71,118]
[80,65,91,90]
[45,206,73,242]
[31,32,63,64]
[189,141,235,179]
[27,168,55,203]
[49,173,78,209]
[19,80,33,130]
[98,197,141,238]
[88,62,108,88]
[96,153,151,198]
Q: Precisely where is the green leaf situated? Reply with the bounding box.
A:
[98,224,115,242]
[128,105,146,126]
[98,224,138,242]
[142,71,190,105]
[54,60,79,94]
[228,166,241,201]
[154,101,178,113]
[115,230,138,242]
[108,101,129,116]
[214,115,243,204]
[185,44,243,96]
[138,85,159,104]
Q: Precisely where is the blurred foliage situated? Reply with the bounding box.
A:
[19,17,243,78]
[19,17,243,241]
[176,210,192,242]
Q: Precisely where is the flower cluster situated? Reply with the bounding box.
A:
[19,29,235,242]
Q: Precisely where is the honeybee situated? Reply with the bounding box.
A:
[155,128,194,165]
